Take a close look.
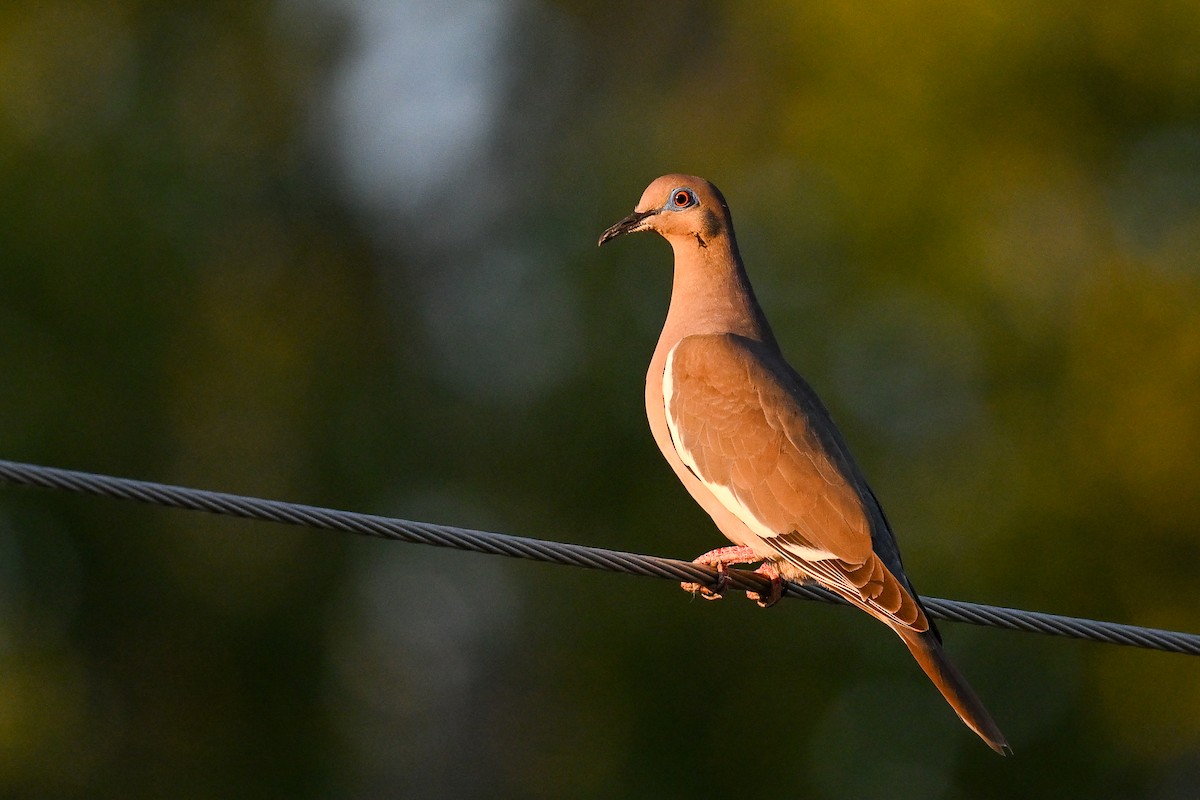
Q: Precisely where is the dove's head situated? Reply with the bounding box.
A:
[599,174,733,249]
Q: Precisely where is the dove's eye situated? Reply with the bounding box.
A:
[670,189,696,209]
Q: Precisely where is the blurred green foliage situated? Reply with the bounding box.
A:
[1,0,1199,797]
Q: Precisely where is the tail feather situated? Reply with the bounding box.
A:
[896,626,1011,756]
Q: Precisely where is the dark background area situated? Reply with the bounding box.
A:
[1,1,1199,797]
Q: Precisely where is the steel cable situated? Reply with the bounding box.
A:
[0,458,1197,656]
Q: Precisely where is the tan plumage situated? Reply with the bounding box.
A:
[599,173,1010,755]
[666,334,924,629]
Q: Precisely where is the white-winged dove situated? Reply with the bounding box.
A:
[599,174,1009,755]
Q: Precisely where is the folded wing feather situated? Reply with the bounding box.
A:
[664,333,928,631]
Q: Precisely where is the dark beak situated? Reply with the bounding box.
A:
[598,209,653,246]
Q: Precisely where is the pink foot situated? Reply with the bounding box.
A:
[680,546,763,601]
[745,561,785,608]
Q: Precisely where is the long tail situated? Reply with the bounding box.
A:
[895,626,1011,756]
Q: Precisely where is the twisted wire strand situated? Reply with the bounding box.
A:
[1,458,1197,656]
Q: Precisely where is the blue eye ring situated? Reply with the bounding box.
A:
[668,188,697,209]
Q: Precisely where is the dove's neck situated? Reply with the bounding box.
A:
[655,233,778,357]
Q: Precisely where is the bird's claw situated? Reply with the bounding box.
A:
[681,562,730,600]
[745,562,785,608]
